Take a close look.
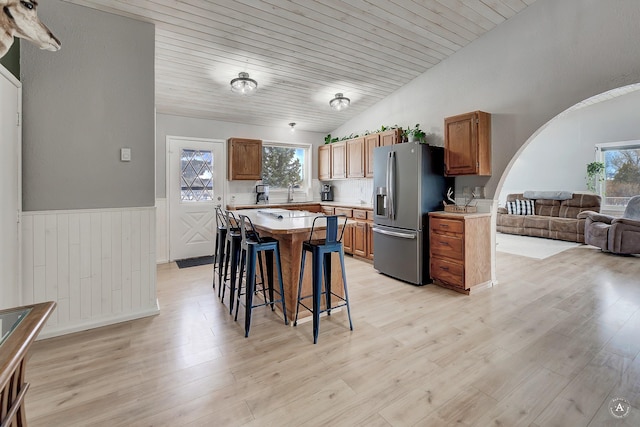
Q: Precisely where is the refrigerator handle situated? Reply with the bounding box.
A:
[389,151,396,220]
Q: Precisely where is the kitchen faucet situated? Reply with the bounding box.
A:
[287,184,294,203]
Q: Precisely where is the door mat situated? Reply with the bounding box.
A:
[176,256,215,269]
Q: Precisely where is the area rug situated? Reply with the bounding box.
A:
[496,233,581,260]
[175,255,215,269]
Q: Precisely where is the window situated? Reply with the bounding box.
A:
[596,141,640,209]
[261,141,311,190]
[180,149,213,201]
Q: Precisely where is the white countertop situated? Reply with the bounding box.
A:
[235,208,327,234]
[231,201,373,210]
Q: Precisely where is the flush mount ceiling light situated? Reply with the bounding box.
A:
[230,72,258,95]
[289,122,296,132]
[329,93,350,111]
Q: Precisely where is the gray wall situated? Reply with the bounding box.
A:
[499,89,640,204]
[331,0,640,199]
[0,42,20,80]
[21,1,155,211]
[156,113,325,199]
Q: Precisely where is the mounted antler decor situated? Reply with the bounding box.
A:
[0,0,61,58]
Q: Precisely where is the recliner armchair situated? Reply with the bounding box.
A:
[583,195,640,254]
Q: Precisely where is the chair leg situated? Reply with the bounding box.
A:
[220,240,231,299]
[244,249,257,337]
[229,240,240,315]
[256,252,268,304]
[339,248,353,331]
[216,230,226,291]
[212,237,218,291]
[312,248,323,344]
[294,250,307,326]
[265,250,275,310]
[234,249,247,321]
[273,245,288,325]
[323,251,332,315]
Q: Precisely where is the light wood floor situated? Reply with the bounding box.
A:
[24,245,640,426]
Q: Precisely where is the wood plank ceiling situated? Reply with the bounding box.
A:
[62,0,538,133]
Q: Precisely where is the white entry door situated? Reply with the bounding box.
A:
[168,137,225,261]
[0,68,21,309]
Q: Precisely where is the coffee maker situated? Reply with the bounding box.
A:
[256,184,269,204]
[320,184,333,201]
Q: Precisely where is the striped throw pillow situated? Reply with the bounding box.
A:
[506,199,535,215]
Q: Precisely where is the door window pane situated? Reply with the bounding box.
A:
[180,149,214,201]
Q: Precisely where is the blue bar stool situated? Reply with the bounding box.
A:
[294,215,353,344]
[212,207,227,292]
[220,210,242,314]
[234,214,288,337]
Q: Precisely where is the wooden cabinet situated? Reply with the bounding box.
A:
[352,222,367,257]
[227,138,262,180]
[428,212,492,294]
[321,206,335,216]
[342,224,353,254]
[318,145,331,181]
[335,207,353,253]
[319,129,401,180]
[364,134,379,178]
[331,141,347,179]
[367,223,374,260]
[444,111,491,176]
[346,137,365,178]
[379,128,403,147]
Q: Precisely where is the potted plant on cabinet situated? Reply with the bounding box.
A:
[404,124,426,143]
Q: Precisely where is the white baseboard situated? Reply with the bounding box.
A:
[38,301,160,340]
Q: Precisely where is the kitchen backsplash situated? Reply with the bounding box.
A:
[227,178,374,206]
[324,178,374,205]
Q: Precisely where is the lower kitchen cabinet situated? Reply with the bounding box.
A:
[343,223,354,254]
[367,223,374,260]
[428,211,492,294]
[353,222,367,257]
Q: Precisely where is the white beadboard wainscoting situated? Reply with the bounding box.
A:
[155,198,168,264]
[21,207,159,338]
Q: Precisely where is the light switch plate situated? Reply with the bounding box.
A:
[120,148,131,162]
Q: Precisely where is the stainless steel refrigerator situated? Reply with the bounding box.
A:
[372,142,450,285]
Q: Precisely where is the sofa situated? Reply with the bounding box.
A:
[497,192,601,243]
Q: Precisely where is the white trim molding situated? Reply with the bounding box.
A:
[21,206,159,338]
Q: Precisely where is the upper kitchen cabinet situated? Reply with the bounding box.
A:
[364,134,379,178]
[346,137,365,178]
[331,141,347,179]
[227,137,262,180]
[444,111,491,176]
[379,128,403,147]
[318,145,332,181]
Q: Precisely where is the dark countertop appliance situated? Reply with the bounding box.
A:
[321,184,333,201]
[372,142,450,285]
[256,184,269,204]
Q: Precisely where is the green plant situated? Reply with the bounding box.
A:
[586,161,605,191]
[404,124,426,142]
[324,134,339,144]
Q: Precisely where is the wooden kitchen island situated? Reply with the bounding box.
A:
[234,209,346,321]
